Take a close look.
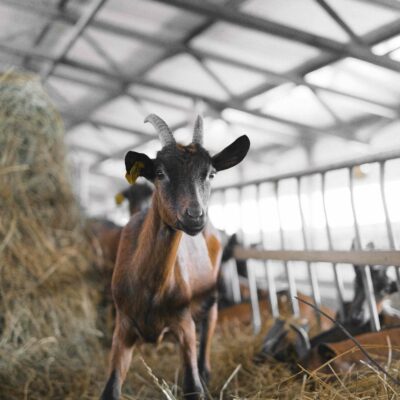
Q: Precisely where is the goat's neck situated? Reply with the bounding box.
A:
[135,194,182,292]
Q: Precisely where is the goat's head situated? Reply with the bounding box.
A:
[349,242,398,324]
[125,114,250,236]
[115,183,154,215]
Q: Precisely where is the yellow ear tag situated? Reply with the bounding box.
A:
[114,192,125,205]
[125,161,144,185]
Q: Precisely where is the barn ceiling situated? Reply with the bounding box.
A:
[1,0,400,215]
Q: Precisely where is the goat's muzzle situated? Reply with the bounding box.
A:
[177,209,206,236]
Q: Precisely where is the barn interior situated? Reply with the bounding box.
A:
[1,0,400,399]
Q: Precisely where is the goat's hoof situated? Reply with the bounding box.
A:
[183,385,205,400]
[200,368,210,385]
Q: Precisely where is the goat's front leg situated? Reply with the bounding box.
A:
[198,302,217,385]
[178,314,204,400]
[100,316,136,400]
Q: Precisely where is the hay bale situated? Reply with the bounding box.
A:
[0,72,102,399]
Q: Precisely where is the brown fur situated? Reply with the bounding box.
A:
[88,219,122,273]
[218,291,335,331]
[101,192,222,400]
[101,128,250,399]
[304,326,400,373]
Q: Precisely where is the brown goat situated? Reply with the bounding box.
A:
[115,182,153,216]
[304,326,400,373]
[89,184,154,271]
[218,290,335,331]
[100,114,250,400]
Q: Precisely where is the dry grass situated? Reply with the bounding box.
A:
[0,71,399,399]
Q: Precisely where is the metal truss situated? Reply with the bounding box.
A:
[1,0,400,169]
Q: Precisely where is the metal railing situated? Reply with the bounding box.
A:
[213,149,400,333]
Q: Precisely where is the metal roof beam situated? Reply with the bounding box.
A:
[191,48,399,118]
[237,18,400,106]
[315,0,365,46]
[41,0,108,80]
[90,120,189,170]
[63,0,245,130]
[61,59,369,143]
[0,40,369,143]
[0,40,395,123]
[3,0,398,117]
[152,0,400,73]
[89,119,155,138]
[355,0,400,11]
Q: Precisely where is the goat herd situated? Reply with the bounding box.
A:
[88,114,400,399]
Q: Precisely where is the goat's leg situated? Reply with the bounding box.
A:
[178,315,204,400]
[198,302,217,385]
[100,320,136,400]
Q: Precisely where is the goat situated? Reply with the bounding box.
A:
[218,290,335,331]
[89,184,154,271]
[256,252,398,369]
[100,114,250,400]
[304,326,400,373]
[115,182,153,216]
[89,219,122,274]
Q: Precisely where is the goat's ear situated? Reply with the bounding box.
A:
[125,151,155,183]
[212,135,250,171]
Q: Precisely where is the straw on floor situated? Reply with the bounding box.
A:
[0,72,399,400]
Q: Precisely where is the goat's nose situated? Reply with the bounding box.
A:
[185,206,203,219]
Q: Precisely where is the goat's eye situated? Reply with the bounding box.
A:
[209,172,216,180]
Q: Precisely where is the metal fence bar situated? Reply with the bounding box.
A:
[379,161,400,291]
[234,248,400,265]
[239,187,261,333]
[222,189,242,304]
[256,184,279,319]
[321,172,346,320]
[348,167,381,331]
[274,181,300,316]
[297,176,321,325]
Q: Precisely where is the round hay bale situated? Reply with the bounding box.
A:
[0,72,102,399]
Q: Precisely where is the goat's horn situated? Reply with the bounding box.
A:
[144,114,175,147]
[192,115,203,145]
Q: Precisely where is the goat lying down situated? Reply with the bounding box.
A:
[100,115,250,400]
[218,290,336,331]
[257,253,399,372]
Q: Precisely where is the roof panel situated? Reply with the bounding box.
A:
[222,108,300,142]
[52,64,116,89]
[371,120,400,150]
[46,76,96,104]
[242,0,350,42]
[257,85,336,128]
[324,0,400,36]
[0,3,47,36]
[204,59,271,96]
[95,0,205,41]
[67,27,161,75]
[138,100,188,126]
[92,96,155,133]
[318,91,374,122]
[306,57,400,107]
[66,123,142,156]
[191,22,322,73]
[130,85,194,110]
[33,21,72,58]
[145,53,230,100]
